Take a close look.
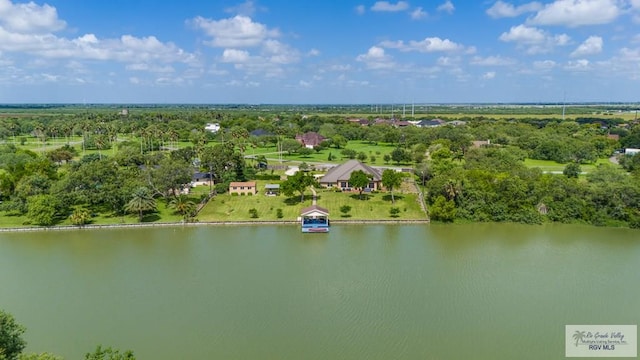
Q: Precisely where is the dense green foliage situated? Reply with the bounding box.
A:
[0,308,135,360]
[0,310,26,360]
[84,346,135,360]
[0,106,638,227]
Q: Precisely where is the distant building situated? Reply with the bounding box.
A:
[205,123,221,133]
[625,148,640,156]
[472,140,491,148]
[448,120,467,126]
[416,119,445,128]
[295,132,326,149]
[348,118,369,126]
[191,171,213,187]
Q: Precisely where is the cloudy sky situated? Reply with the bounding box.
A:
[0,0,639,103]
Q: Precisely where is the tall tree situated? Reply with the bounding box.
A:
[146,157,192,200]
[280,170,316,202]
[349,170,372,199]
[124,187,156,222]
[26,195,58,226]
[382,169,403,204]
[0,309,27,360]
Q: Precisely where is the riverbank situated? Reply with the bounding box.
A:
[0,219,431,233]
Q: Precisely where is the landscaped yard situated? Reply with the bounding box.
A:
[197,180,427,222]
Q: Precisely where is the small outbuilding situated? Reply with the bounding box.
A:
[264,184,280,196]
[300,205,330,233]
[229,181,257,195]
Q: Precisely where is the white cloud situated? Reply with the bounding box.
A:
[410,7,428,19]
[528,0,622,27]
[470,55,516,66]
[437,1,455,14]
[499,24,546,43]
[570,36,603,57]
[482,71,496,79]
[356,46,395,69]
[533,59,557,70]
[329,64,352,71]
[499,25,571,54]
[189,15,279,48]
[262,39,300,64]
[129,77,140,84]
[632,0,640,8]
[0,28,197,65]
[126,63,175,73]
[381,37,465,52]
[486,1,542,18]
[225,1,258,17]
[564,59,590,71]
[0,0,66,33]
[437,56,460,66]
[307,48,320,56]
[371,1,409,12]
[221,49,251,63]
[355,5,366,15]
[299,80,311,88]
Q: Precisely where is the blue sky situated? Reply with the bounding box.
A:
[0,0,639,104]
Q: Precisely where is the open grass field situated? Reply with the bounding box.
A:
[249,141,406,167]
[197,180,426,222]
[523,158,612,172]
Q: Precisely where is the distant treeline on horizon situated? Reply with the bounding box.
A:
[0,102,639,110]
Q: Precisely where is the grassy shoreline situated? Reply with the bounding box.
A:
[0,219,431,233]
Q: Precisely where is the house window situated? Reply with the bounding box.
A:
[368,182,375,189]
[340,181,347,188]
[232,187,237,190]
[241,186,245,190]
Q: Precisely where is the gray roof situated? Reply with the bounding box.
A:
[265,184,280,189]
[319,160,382,183]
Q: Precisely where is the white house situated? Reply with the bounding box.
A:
[205,123,221,133]
[625,148,640,155]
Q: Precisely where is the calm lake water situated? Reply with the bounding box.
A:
[1,224,639,359]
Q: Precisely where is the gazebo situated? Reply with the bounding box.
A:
[300,205,330,233]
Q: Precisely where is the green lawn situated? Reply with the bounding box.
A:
[524,158,613,172]
[197,180,427,222]
[248,141,408,167]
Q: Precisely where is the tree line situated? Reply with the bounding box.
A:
[1,109,639,227]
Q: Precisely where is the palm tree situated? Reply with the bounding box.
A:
[69,207,91,226]
[170,195,196,222]
[95,135,106,160]
[167,129,179,150]
[572,331,586,346]
[125,187,157,222]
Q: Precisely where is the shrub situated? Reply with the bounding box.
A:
[276,208,283,219]
[249,208,259,218]
[214,183,228,194]
[389,207,401,218]
[340,205,352,218]
[231,193,239,196]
